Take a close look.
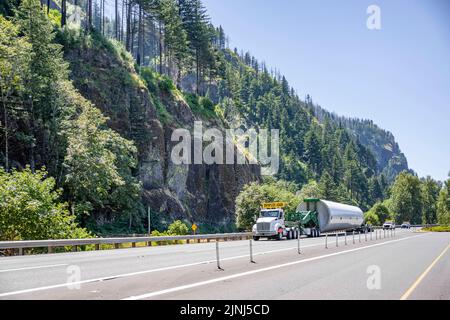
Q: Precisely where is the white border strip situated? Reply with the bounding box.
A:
[0,264,68,273]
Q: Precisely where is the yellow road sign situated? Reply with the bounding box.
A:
[192,224,198,232]
[262,202,287,209]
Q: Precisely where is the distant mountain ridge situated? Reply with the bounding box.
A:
[311,104,409,182]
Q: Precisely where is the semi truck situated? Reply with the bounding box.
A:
[252,202,300,241]
[252,199,368,240]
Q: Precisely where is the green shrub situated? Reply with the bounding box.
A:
[158,76,175,92]
[167,220,190,236]
[139,67,159,93]
[184,92,217,119]
[0,167,91,241]
[200,96,214,112]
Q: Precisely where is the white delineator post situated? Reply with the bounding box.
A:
[216,241,221,270]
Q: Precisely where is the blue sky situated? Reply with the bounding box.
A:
[203,0,450,182]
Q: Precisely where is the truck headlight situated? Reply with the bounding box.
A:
[252,224,257,232]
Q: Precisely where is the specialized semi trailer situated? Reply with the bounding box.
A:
[293,198,368,237]
[252,199,369,240]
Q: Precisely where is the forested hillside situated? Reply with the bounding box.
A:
[2,0,445,240]
[311,105,410,182]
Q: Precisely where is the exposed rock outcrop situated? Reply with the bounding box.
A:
[64,40,260,227]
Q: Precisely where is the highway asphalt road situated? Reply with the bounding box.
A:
[0,229,448,300]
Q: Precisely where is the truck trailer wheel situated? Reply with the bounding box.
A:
[253,236,260,241]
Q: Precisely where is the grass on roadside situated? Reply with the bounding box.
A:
[423,226,450,232]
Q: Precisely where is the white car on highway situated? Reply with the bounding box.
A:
[383,221,396,230]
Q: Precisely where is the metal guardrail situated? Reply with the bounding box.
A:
[0,233,252,255]
[0,224,439,257]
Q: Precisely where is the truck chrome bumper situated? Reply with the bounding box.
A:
[254,232,277,237]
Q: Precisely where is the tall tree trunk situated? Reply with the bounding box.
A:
[61,0,66,27]
[102,0,105,35]
[141,11,145,66]
[121,0,125,42]
[159,20,163,74]
[1,96,8,171]
[137,5,142,66]
[86,0,92,31]
[126,1,132,51]
[29,97,36,173]
[131,11,136,58]
[115,0,119,39]
[47,0,50,14]
[196,50,200,95]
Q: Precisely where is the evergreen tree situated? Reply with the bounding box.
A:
[436,174,450,225]
[0,15,31,171]
[303,128,322,175]
[421,176,440,224]
[178,0,214,94]
[14,0,70,174]
[389,171,423,224]
[318,170,337,201]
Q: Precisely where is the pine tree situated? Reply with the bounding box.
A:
[421,176,440,224]
[436,175,450,225]
[303,128,322,175]
[178,0,214,94]
[0,16,32,171]
[15,0,69,173]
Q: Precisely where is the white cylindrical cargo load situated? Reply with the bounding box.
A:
[297,200,364,233]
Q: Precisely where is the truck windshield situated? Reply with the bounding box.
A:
[260,211,280,218]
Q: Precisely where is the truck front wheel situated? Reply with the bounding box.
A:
[253,236,260,241]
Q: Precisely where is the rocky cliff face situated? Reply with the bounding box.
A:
[64,38,260,228]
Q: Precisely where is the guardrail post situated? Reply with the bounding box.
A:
[353,231,355,244]
[216,241,222,270]
[95,244,100,251]
[132,242,136,248]
[325,234,328,249]
[18,248,23,256]
[297,233,301,254]
[336,233,339,247]
[370,230,373,241]
[365,230,367,242]
[359,232,361,243]
[48,246,53,254]
[250,239,255,263]
[72,245,77,252]
[345,232,347,245]
[114,243,119,249]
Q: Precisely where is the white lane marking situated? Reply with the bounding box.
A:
[0,264,68,273]
[0,242,323,297]
[124,234,427,300]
